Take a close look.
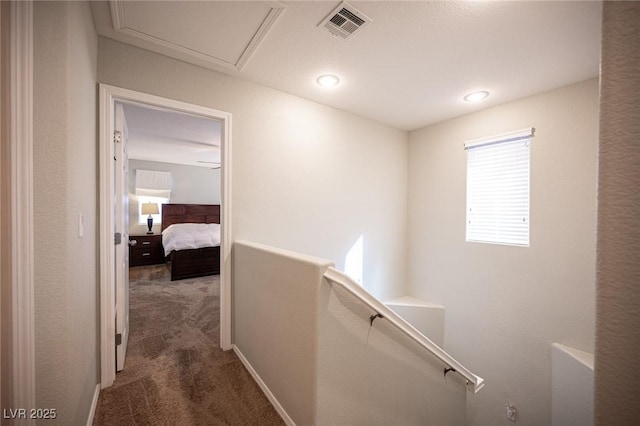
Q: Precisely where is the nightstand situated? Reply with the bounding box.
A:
[129,234,164,266]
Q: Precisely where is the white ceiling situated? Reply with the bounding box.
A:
[121,102,222,168]
[93,0,601,160]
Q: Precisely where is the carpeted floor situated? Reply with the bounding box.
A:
[93,265,284,426]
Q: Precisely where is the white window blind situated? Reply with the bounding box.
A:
[465,128,534,246]
[135,169,171,198]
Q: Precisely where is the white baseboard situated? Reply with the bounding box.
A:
[86,384,100,426]
[232,345,295,426]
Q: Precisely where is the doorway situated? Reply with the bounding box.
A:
[98,84,232,389]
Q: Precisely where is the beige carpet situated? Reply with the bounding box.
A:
[93,265,284,426]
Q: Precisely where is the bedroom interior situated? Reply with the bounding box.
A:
[2,1,639,425]
[124,100,223,278]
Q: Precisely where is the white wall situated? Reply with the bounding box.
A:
[98,38,408,302]
[128,159,221,235]
[233,240,467,426]
[407,79,599,425]
[233,241,331,425]
[551,343,593,426]
[33,2,98,423]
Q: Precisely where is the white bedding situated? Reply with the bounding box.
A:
[162,223,221,257]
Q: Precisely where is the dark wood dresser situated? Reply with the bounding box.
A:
[129,234,164,267]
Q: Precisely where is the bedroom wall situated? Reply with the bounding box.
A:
[98,38,408,302]
[407,79,599,425]
[128,159,221,235]
[33,1,98,424]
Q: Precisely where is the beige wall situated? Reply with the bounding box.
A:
[407,79,599,425]
[595,3,640,424]
[98,37,409,302]
[33,2,98,423]
[0,0,9,412]
[233,240,467,425]
[233,241,333,425]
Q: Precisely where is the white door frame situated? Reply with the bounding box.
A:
[1,0,36,418]
[99,84,233,388]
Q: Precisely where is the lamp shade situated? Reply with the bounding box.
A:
[141,202,159,215]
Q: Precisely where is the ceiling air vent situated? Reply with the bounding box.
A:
[320,2,372,40]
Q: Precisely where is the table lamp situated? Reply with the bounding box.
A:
[141,202,160,234]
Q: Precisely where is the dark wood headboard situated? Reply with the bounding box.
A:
[161,204,221,231]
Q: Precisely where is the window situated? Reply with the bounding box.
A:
[465,127,534,246]
[135,169,172,226]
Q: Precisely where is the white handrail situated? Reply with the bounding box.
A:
[323,267,485,394]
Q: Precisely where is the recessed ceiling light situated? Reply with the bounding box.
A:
[316,74,340,87]
[464,90,490,103]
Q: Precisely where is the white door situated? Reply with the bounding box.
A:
[114,103,130,371]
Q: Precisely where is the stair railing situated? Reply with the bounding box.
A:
[323,266,485,394]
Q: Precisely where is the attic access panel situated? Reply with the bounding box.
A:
[109,0,286,71]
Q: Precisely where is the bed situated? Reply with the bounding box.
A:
[161,203,221,281]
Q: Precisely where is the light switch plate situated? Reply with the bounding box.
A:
[78,213,84,238]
